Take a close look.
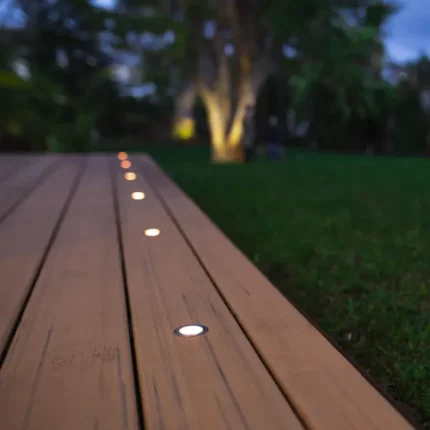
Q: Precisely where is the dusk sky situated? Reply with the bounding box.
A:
[384,0,430,62]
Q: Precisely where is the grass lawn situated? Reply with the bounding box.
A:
[141,145,430,427]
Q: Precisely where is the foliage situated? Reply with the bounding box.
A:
[0,70,30,89]
[0,0,121,152]
[278,1,397,119]
[265,0,406,151]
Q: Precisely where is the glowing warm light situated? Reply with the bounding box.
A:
[144,228,161,237]
[117,152,128,161]
[131,192,145,200]
[173,118,195,140]
[174,324,208,337]
[121,160,131,169]
[124,172,136,181]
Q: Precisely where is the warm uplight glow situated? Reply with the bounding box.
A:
[118,152,128,161]
[144,228,161,237]
[174,324,208,337]
[131,192,145,200]
[173,118,195,140]
[124,172,136,181]
[121,160,131,169]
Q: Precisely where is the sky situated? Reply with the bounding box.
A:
[92,0,116,9]
[383,0,430,63]
[1,0,429,64]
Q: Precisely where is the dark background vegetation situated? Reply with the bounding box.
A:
[1,0,430,156]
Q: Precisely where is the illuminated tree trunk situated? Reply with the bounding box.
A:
[211,140,245,163]
[201,81,257,163]
[205,103,249,163]
[198,49,271,163]
[168,0,274,161]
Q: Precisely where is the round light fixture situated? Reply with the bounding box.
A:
[174,324,208,338]
[121,160,131,169]
[118,152,128,161]
[144,228,161,237]
[124,172,136,181]
[131,192,145,200]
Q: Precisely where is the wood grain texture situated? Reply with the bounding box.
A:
[136,155,414,430]
[0,155,60,223]
[0,156,139,430]
[0,159,82,357]
[0,155,33,184]
[114,157,304,430]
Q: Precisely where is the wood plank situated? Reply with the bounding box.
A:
[0,155,34,184]
[136,155,415,430]
[114,157,304,430]
[0,158,82,358]
[0,156,139,430]
[0,155,60,223]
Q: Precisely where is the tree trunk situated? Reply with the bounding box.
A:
[202,85,256,164]
[199,53,271,164]
[211,142,244,163]
[204,99,243,163]
[172,81,198,141]
[194,14,273,163]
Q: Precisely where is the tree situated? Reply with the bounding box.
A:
[107,0,399,161]
[271,0,398,150]
[117,0,278,162]
[1,0,120,151]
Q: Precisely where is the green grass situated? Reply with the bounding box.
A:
[143,145,430,427]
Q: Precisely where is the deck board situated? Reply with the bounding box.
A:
[0,155,34,184]
[0,156,139,430]
[114,158,304,430]
[0,159,82,358]
[0,155,60,224]
[137,154,414,430]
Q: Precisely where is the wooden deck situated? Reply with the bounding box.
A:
[0,154,416,430]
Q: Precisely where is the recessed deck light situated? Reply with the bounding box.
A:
[118,152,128,161]
[121,160,131,169]
[131,192,145,200]
[144,228,161,237]
[125,172,136,180]
[174,324,208,338]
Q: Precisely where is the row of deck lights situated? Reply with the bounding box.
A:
[117,151,208,338]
